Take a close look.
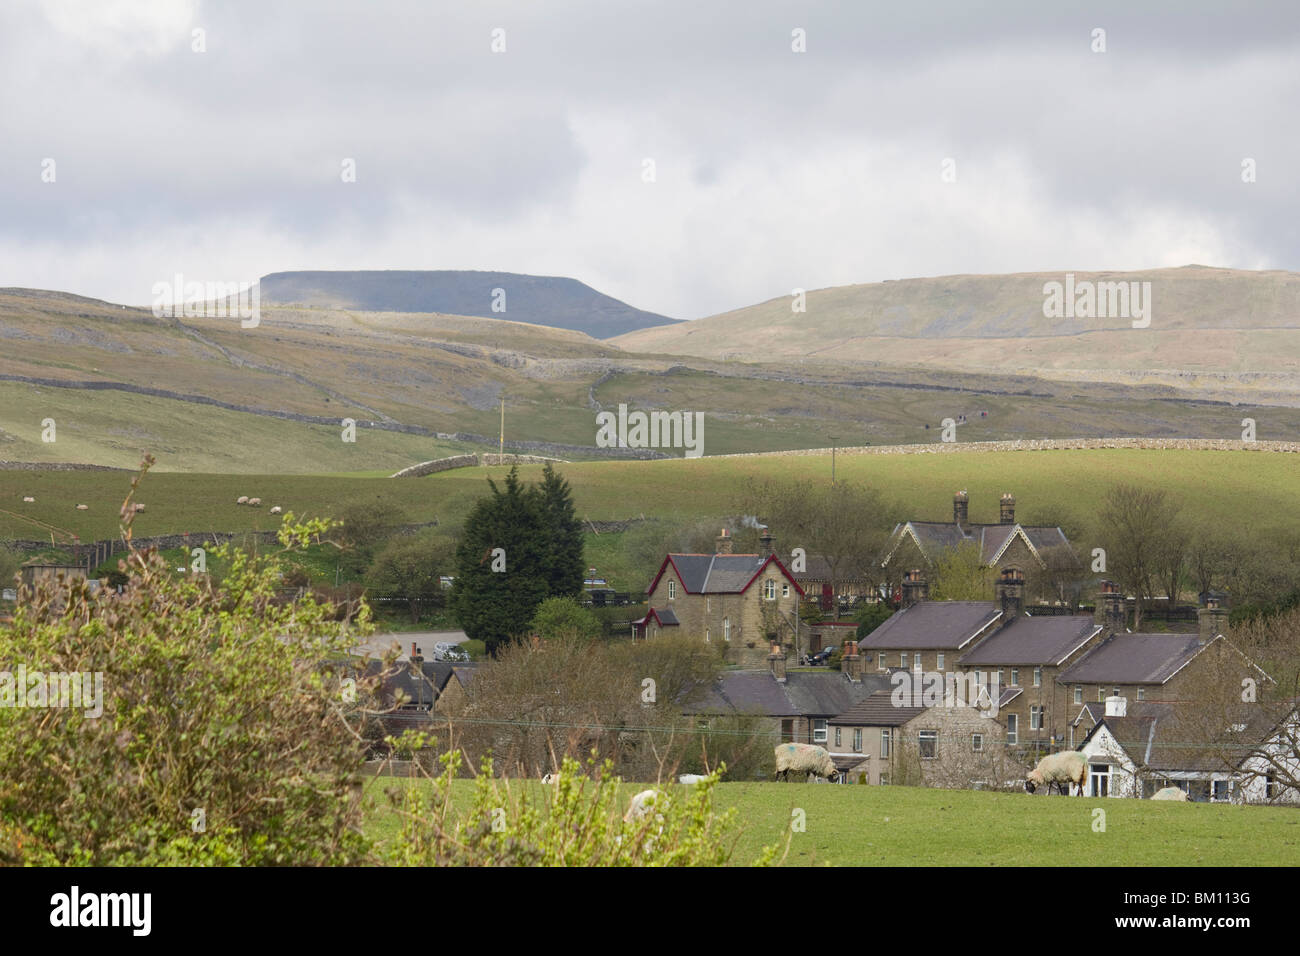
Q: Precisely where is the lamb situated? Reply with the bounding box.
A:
[269,505,282,515]
[1150,786,1190,802]
[541,773,560,784]
[677,774,709,785]
[132,503,146,513]
[773,743,839,783]
[1025,750,1088,796]
[623,788,664,822]
[75,504,88,510]
[236,496,249,505]
[21,496,34,503]
[247,497,262,507]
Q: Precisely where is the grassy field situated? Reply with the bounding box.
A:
[3,447,1298,591]
[362,776,1300,866]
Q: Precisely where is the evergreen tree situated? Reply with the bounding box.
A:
[538,462,585,598]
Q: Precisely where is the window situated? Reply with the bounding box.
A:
[782,582,790,598]
[781,719,794,743]
[1074,685,1082,705]
[919,731,938,759]
[914,652,922,671]
[1266,772,1278,799]
[880,729,891,758]
[1137,687,1145,701]
[1006,713,1018,746]
[1030,705,1043,731]
[704,628,710,643]
[1113,687,1121,699]
[667,580,676,600]
[1098,688,1106,702]
[971,733,984,753]
[1212,780,1231,803]
[853,729,862,752]
[723,617,731,641]
[813,719,827,744]
[1010,668,1020,687]
[997,668,1005,688]
[835,727,842,748]
[880,774,890,786]
[901,652,908,667]
[764,579,776,601]
[1033,667,1042,688]
[1090,763,1111,797]
[936,653,945,670]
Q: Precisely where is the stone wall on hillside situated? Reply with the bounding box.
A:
[699,437,1300,461]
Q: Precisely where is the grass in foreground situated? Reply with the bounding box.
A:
[362,776,1300,866]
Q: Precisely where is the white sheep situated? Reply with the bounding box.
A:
[677,774,709,785]
[1150,786,1190,802]
[22,496,34,503]
[269,505,282,515]
[237,496,249,505]
[623,788,664,823]
[133,503,146,513]
[247,497,262,507]
[1025,750,1088,796]
[75,504,88,510]
[541,773,560,785]
[774,743,839,783]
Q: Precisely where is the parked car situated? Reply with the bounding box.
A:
[802,647,834,666]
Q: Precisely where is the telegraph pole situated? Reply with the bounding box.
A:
[499,396,505,458]
[829,435,839,485]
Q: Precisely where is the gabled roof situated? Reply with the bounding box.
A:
[960,615,1102,666]
[884,521,1074,569]
[1080,701,1280,774]
[634,607,680,627]
[681,670,890,719]
[647,552,805,597]
[858,601,1002,651]
[365,659,458,707]
[829,689,926,727]
[1057,633,1207,685]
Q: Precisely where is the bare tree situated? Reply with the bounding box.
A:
[1097,484,1182,629]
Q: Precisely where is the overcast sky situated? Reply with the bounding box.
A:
[2,0,1297,318]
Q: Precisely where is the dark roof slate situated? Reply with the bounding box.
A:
[829,689,926,727]
[1057,633,1206,685]
[859,601,1001,651]
[960,614,1101,666]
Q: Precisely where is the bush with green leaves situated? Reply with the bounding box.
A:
[0,469,378,865]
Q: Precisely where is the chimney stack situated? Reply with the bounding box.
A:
[1198,597,1229,644]
[760,528,775,556]
[840,639,861,682]
[716,528,733,555]
[953,490,969,525]
[1000,493,1016,525]
[902,569,929,608]
[768,642,787,683]
[1096,580,1127,634]
[997,567,1024,621]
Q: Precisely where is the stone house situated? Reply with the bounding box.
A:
[638,528,805,665]
[881,491,1080,602]
[827,688,1008,787]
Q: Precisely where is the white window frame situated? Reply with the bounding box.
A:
[1137,687,1145,701]
[1074,685,1082,705]
[880,729,891,758]
[914,652,922,671]
[764,579,776,601]
[1030,705,1043,731]
[1010,668,1020,687]
[782,582,790,598]
[853,728,862,752]
[667,579,676,600]
[1006,713,1018,746]
[936,652,945,670]
[813,719,828,744]
[918,731,938,759]
[834,726,841,748]
[1033,667,1042,687]
[723,617,730,641]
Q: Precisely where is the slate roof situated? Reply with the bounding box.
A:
[1057,633,1207,685]
[960,614,1101,666]
[649,553,804,596]
[858,601,1002,651]
[635,607,680,627]
[1081,701,1278,773]
[681,670,892,718]
[828,689,926,727]
[364,659,458,708]
[887,521,1075,568]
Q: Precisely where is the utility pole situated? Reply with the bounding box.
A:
[829,435,839,485]
[499,395,505,458]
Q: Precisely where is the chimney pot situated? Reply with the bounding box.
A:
[1000,493,1016,525]
[768,644,787,682]
[997,566,1024,621]
[902,568,929,607]
[953,490,969,525]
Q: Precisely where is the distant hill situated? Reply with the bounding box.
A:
[258,270,681,339]
[612,266,1300,394]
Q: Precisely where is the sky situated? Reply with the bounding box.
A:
[1,0,1297,319]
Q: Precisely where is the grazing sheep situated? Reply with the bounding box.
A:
[677,774,709,785]
[773,743,839,783]
[75,504,88,510]
[237,496,249,505]
[1025,750,1088,796]
[623,788,664,823]
[21,496,34,503]
[269,505,282,515]
[541,773,560,784]
[248,497,262,507]
[132,503,146,513]
[1151,786,1190,802]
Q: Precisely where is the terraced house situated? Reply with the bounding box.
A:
[635,528,804,665]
